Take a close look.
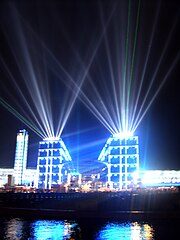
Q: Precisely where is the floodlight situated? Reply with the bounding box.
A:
[43,137,60,141]
[113,132,133,138]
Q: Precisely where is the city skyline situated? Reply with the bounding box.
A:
[0,0,180,172]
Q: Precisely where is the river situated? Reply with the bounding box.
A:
[0,216,178,239]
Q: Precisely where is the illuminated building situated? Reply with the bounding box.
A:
[14,129,29,185]
[0,169,14,187]
[37,138,72,189]
[98,132,139,190]
[67,172,82,189]
[1,129,180,190]
[140,170,180,187]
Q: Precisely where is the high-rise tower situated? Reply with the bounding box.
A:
[98,133,139,190]
[14,129,29,185]
[37,137,72,189]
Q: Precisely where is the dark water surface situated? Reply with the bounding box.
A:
[0,217,178,239]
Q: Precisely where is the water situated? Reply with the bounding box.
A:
[0,217,178,240]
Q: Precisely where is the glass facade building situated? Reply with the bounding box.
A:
[37,138,72,189]
[98,134,139,190]
[14,129,29,185]
[140,170,180,187]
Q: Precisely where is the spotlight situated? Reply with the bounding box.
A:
[43,137,60,141]
[113,132,134,138]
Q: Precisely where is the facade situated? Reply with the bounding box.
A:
[98,133,139,190]
[23,169,37,187]
[37,138,72,189]
[0,129,180,190]
[0,168,14,187]
[140,170,180,187]
[0,168,37,188]
[14,129,29,185]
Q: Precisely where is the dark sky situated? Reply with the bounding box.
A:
[0,0,179,173]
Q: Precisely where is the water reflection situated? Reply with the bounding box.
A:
[4,218,24,239]
[95,222,154,240]
[32,220,64,239]
[3,218,81,240]
[32,220,81,239]
[1,217,177,240]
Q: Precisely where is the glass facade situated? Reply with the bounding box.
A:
[14,129,29,185]
[98,134,139,190]
[140,170,180,187]
[1,129,179,190]
[37,138,72,189]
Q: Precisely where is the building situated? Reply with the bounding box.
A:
[0,129,180,190]
[98,133,139,190]
[0,168,14,187]
[36,137,72,189]
[140,170,180,187]
[0,168,37,188]
[14,129,29,185]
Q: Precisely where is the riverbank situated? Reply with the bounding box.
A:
[0,191,179,219]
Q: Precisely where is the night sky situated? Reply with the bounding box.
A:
[0,0,179,173]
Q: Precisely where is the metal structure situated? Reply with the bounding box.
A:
[98,133,139,190]
[37,137,72,189]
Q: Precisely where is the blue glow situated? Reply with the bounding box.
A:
[113,132,134,138]
[37,138,72,189]
[95,222,154,240]
[98,135,139,190]
[14,129,29,185]
[43,137,60,141]
[32,220,64,239]
[32,220,81,239]
[140,170,180,187]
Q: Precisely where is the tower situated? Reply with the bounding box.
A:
[14,129,29,185]
[98,133,139,190]
[37,137,72,189]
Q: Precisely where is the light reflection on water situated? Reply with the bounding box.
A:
[32,220,66,239]
[3,218,81,240]
[4,218,24,240]
[95,222,154,240]
[0,217,178,240]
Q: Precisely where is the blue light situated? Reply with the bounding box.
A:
[32,220,81,239]
[32,220,64,239]
[113,132,134,138]
[95,222,154,240]
[37,137,72,189]
[43,137,60,141]
[98,134,139,190]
